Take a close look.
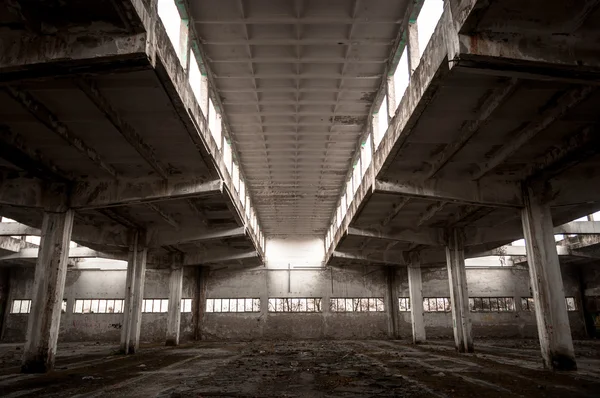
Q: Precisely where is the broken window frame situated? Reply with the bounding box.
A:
[329,298,385,312]
[267,298,322,313]
[468,297,515,312]
[205,298,260,313]
[423,297,451,312]
[398,297,411,312]
[73,299,122,314]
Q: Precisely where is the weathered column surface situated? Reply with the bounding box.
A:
[408,255,426,344]
[446,228,473,353]
[166,266,184,346]
[522,184,576,370]
[22,209,74,373]
[386,267,400,339]
[120,231,147,354]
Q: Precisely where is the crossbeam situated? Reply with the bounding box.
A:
[70,178,222,209]
[374,179,522,208]
[0,247,127,262]
[347,227,443,246]
[148,226,246,248]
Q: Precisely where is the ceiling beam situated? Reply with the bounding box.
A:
[145,203,179,228]
[347,226,443,246]
[471,85,594,179]
[0,247,127,262]
[416,201,446,227]
[374,179,523,208]
[75,78,170,179]
[148,226,246,247]
[4,86,119,178]
[0,125,70,181]
[426,78,519,179]
[0,222,40,236]
[70,178,222,209]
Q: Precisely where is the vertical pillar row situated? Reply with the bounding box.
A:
[521,183,576,370]
[446,228,473,353]
[22,209,74,373]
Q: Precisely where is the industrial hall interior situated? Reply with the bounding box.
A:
[0,0,599,397]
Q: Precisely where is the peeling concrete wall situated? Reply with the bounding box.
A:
[2,267,196,343]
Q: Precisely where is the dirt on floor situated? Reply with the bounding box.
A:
[0,339,599,397]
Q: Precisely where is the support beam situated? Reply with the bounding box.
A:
[426,79,518,179]
[71,178,222,209]
[145,203,179,229]
[149,226,246,248]
[0,222,40,236]
[457,33,600,83]
[166,264,183,346]
[555,221,600,235]
[0,125,70,181]
[21,209,74,373]
[386,267,400,339]
[0,33,147,83]
[182,250,259,266]
[445,229,473,353]
[521,184,576,370]
[471,86,594,180]
[347,226,443,246]
[375,179,522,208]
[407,253,426,344]
[416,201,446,227]
[4,87,119,178]
[75,78,169,179]
[0,247,127,262]
[381,197,410,227]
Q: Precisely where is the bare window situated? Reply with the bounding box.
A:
[268,298,322,313]
[469,297,515,312]
[522,297,578,312]
[74,299,125,314]
[330,298,384,312]
[206,298,260,313]
[423,297,451,312]
[142,299,169,313]
[181,298,193,313]
[10,299,31,314]
[398,297,411,312]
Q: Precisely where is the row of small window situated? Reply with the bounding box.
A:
[207,298,385,313]
[10,299,193,314]
[397,297,578,313]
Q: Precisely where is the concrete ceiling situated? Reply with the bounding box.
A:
[189,0,410,236]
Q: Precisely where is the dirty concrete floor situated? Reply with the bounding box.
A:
[0,339,599,397]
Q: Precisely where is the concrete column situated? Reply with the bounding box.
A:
[386,267,400,339]
[522,184,576,370]
[128,244,147,354]
[446,228,473,353]
[120,231,147,354]
[194,266,209,340]
[386,76,396,122]
[120,231,138,354]
[408,254,426,343]
[21,209,74,373]
[407,22,420,75]
[166,266,184,346]
[200,75,209,117]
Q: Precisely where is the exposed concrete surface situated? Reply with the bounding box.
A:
[0,339,599,397]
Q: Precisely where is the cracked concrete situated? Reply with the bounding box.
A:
[0,339,598,397]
